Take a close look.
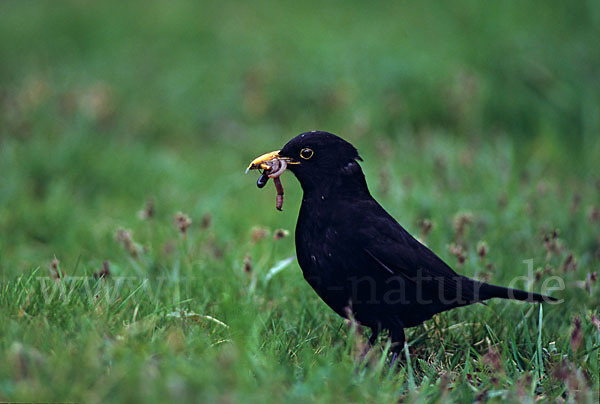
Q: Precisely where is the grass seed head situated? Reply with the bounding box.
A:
[94,261,111,280]
[115,228,139,256]
[418,218,433,241]
[542,229,562,260]
[535,265,554,283]
[49,257,65,280]
[452,212,474,240]
[243,253,252,273]
[562,253,577,272]
[476,241,488,261]
[570,316,582,352]
[250,226,269,243]
[174,212,192,236]
[138,199,155,220]
[273,228,289,241]
[448,243,466,266]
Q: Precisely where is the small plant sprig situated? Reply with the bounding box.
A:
[93,261,111,280]
[49,257,65,280]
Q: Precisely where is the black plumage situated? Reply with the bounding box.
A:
[251,131,556,359]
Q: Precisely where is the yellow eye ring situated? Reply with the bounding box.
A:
[300,148,314,160]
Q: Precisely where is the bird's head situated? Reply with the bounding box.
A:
[247,131,369,197]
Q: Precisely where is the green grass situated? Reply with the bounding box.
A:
[1,0,599,402]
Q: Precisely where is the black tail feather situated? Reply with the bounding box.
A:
[479,283,558,303]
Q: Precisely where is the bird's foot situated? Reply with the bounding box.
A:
[389,351,401,370]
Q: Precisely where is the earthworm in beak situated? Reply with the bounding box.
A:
[247,152,292,211]
[268,159,287,178]
[273,177,284,211]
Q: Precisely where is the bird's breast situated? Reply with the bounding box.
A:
[295,198,349,275]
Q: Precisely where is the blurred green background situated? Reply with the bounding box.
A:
[1,1,599,402]
[1,0,599,272]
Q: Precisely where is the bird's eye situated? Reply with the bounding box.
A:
[300,148,314,160]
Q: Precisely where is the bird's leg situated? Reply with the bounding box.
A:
[368,327,380,346]
[359,326,380,361]
[389,326,406,370]
[389,351,399,368]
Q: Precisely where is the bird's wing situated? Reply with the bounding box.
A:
[353,201,477,301]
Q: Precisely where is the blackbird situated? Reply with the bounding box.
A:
[248,131,557,361]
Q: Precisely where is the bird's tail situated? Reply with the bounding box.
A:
[478,282,558,303]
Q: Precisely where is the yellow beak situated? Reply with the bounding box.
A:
[246,150,299,173]
[246,150,281,173]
